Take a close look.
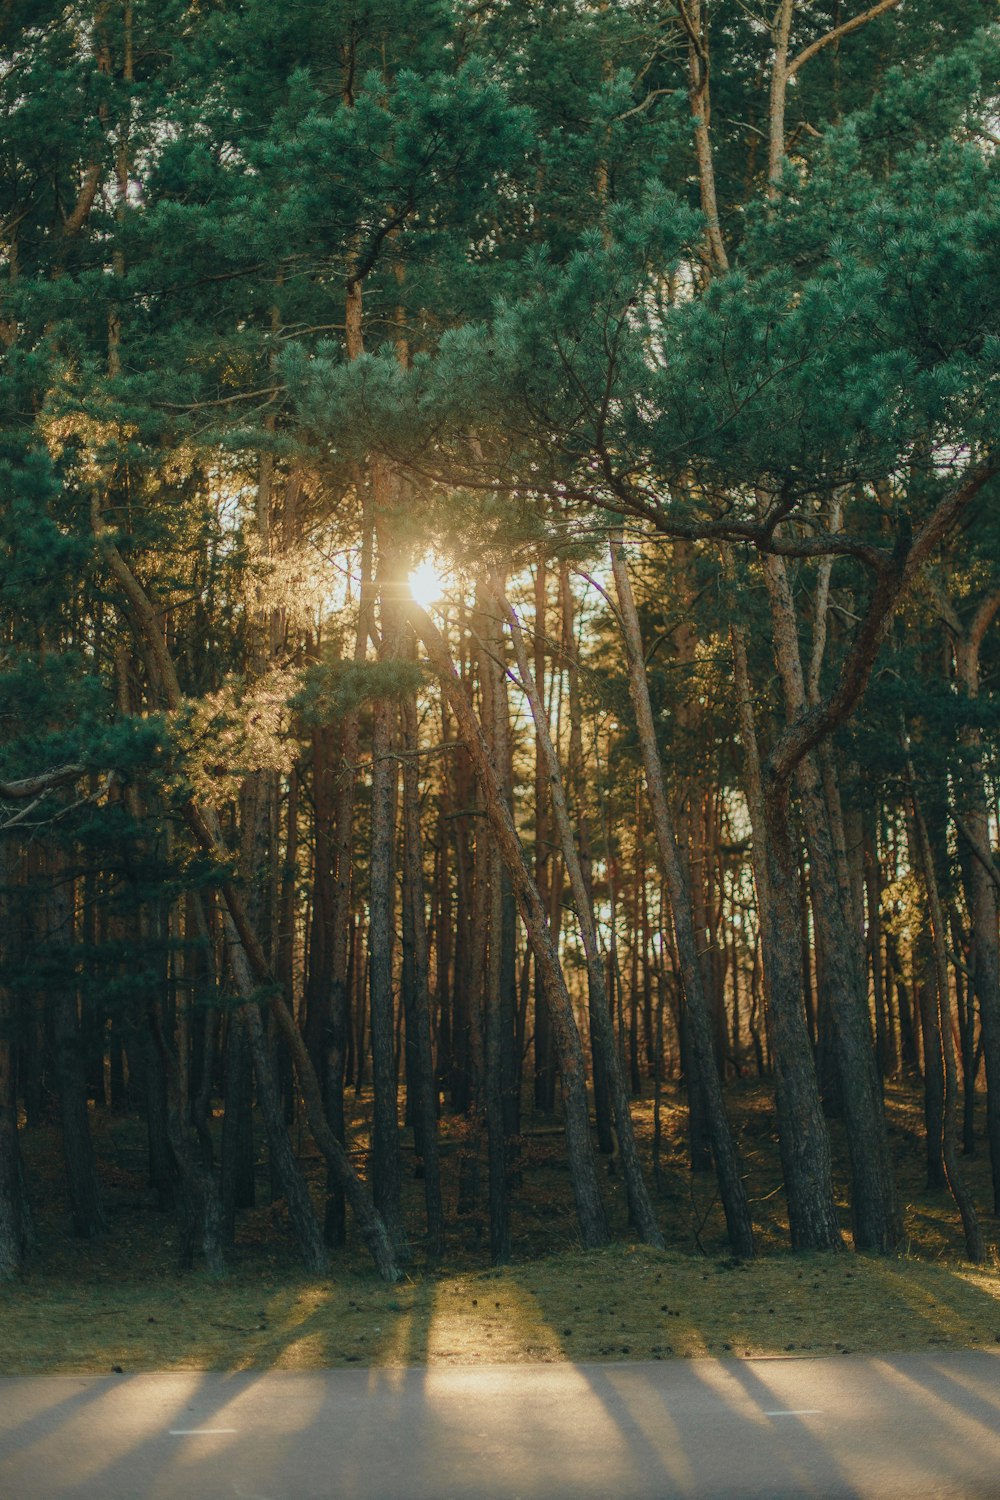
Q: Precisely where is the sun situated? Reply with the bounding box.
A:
[408,555,447,611]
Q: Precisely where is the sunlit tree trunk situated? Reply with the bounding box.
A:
[498,583,664,1249]
[399,649,444,1256]
[532,553,557,1112]
[406,595,609,1249]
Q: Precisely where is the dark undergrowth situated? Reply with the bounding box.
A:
[3,1080,1000,1375]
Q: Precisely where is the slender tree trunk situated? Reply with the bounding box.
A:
[221,1015,255,1239]
[762,550,900,1252]
[683,0,730,273]
[609,535,753,1256]
[369,673,407,1255]
[400,680,444,1256]
[560,563,613,1153]
[953,621,1000,1211]
[0,838,33,1278]
[532,555,557,1113]
[406,594,609,1249]
[45,848,107,1239]
[916,947,946,1190]
[907,747,985,1261]
[498,584,664,1249]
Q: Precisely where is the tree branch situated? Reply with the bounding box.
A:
[0,764,87,798]
[786,0,902,79]
[768,456,999,784]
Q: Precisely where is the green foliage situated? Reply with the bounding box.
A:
[296,657,425,724]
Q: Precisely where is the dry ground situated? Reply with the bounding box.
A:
[3,1080,1000,1376]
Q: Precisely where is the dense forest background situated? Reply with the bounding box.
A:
[1,0,999,1287]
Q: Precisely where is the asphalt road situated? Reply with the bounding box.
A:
[2,1351,1000,1499]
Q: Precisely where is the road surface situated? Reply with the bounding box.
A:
[2,1351,1000,1498]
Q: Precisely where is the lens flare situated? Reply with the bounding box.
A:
[408,557,446,610]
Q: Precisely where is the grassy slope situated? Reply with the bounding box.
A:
[3,1082,1000,1376]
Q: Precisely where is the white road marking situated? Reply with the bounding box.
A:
[763,1410,822,1417]
[169,1428,239,1436]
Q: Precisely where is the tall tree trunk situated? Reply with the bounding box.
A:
[0,838,33,1278]
[45,847,107,1239]
[368,524,409,1258]
[906,743,985,1261]
[498,584,664,1249]
[532,554,557,1112]
[723,546,840,1250]
[951,606,1000,1211]
[609,535,754,1257]
[406,595,609,1250]
[400,676,444,1256]
[762,549,900,1252]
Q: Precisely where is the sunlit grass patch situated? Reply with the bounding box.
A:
[4,1083,1000,1375]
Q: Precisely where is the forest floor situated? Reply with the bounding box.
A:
[4,1080,1000,1376]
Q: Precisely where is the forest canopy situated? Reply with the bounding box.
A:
[1,0,999,1284]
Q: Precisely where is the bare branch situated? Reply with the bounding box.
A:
[786,0,902,79]
[0,764,87,798]
[969,586,1000,655]
[768,456,999,784]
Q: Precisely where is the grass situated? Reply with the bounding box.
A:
[3,1080,1000,1376]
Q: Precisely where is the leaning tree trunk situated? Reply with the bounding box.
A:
[559,561,613,1153]
[96,526,400,1283]
[497,582,664,1250]
[610,535,755,1258]
[405,593,610,1250]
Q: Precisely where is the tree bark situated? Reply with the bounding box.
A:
[497,583,664,1249]
[405,593,610,1249]
[906,743,985,1261]
[950,597,1000,1210]
[761,548,900,1251]
[0,838,33,1278]
[45,847,107,1239]
[609,535,754,1257]
[400,677,445,1256]
[95,525,401,1281]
